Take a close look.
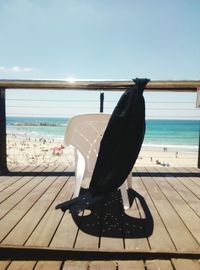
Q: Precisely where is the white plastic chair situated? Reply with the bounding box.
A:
[64,113,132,209]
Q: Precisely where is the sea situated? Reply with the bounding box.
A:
[6,117,199,152]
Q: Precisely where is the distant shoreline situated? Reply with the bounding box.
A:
[12,122,67,127]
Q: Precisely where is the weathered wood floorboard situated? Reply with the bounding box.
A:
[152,166,200,245]
[0,166,199,269]
[1,260,200,270]
[137,167,199,251]
[131,169,175,251]
[0,166,29,192]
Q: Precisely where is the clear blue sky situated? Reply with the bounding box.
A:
[0,0,199,119]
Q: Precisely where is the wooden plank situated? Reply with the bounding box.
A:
[99,191,124,251]
[0,261,11,270]
[89,261,116,270]
[62,261,89,270]
[6,261,36,270]
[181,167,200,186]
[74,209,101,250]
[118,260,145,270]
[183,167,200,181]
[25,169,74,247]
[0,165,29,192]
[2,166,67,245]
[169,168,200,199]
[0,166,58,242]
[50,173,79,249]
[162,168,200,217]
[187,167,200,172]
[50,212,79,248]
[174,167,200,187]
[74,177,101,251]
[123,172,150,251]
[0,167,48,219]
[172,259,200,270]
[145,260,174,270]
[0,166,41,203]
[138,167,200,252]
[34,261,62,270]
[131,170,175,252]
[124,197,150,251]
[153,166,200,245]
[0,165,18,178]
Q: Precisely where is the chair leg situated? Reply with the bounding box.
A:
[127,172,132,189]
[119,181,130,210]
[73,150,85,198]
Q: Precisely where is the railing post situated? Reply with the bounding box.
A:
[0,88,8,173]
[198,129,200,169]
[100,91,104,113]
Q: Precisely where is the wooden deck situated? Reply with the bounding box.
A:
[0,165,199,270]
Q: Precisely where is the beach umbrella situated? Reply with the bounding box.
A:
[56,78,150,213]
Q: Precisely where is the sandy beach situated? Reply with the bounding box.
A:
[6,134,198,168]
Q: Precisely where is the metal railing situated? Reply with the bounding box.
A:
[0,79,200,90]
[0,79,199,172]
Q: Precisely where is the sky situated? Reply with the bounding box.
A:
[0,0,200,119]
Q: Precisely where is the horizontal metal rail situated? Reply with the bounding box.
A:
[0,79,199,91]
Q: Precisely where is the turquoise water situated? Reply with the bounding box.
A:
[6,117,199,149]
[144,119,199,147]
[6,117,67,142]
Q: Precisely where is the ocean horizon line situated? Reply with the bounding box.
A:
[6,115,200,121]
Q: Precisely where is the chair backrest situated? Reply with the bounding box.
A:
[64,113,111,174]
